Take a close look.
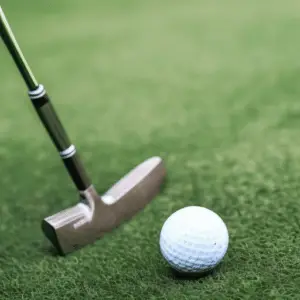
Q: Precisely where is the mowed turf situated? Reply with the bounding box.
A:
[1,0,300,298]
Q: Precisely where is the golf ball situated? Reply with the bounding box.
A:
[159,206,229,274]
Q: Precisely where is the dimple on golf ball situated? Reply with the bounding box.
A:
[159,206,229,274]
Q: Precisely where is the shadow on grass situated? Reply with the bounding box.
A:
[41,244,61,257]
[169,263,222,281]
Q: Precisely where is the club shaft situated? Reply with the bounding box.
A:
[0,7,92,191]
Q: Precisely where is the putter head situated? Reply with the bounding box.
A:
[42,156,166,255]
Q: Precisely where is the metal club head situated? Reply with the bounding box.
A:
[42,157,166,255]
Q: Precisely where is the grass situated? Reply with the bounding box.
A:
[1,0,300,298]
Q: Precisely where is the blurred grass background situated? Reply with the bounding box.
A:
[1,0,300,299]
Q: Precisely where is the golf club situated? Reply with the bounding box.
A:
[0,6,166,255]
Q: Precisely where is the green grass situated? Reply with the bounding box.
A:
[1,0,300,298]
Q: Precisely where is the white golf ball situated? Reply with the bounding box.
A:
[159,206,229,274]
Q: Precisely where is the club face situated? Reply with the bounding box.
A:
[42,157,166,255]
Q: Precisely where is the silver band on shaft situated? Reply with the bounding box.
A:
[28,84,46,99]
[60,145,76,159]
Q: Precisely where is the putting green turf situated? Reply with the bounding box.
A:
[1,0,300,298]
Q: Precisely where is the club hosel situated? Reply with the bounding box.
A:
[79,185,99,205]
[79,185,118,231]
